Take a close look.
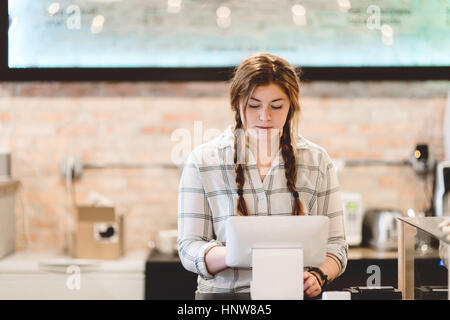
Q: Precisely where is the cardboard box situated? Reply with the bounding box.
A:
[73,206,124,260]
[0,180,20,259]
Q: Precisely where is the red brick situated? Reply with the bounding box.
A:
[17,83,60,96]
[57,83,100,96]
[378,177,400,188]
[29,218,59,230]
[163,112,201,122]
[140,125,175,135]
[343,151,384,159]
[103,83,140,96]
[56,124,97,136]
[0,112,11,122]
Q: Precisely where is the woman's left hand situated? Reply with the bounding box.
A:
[303,271,322,298]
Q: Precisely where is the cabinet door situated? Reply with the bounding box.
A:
[0,273,144,300]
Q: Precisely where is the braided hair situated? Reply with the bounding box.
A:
[229,53,305,216]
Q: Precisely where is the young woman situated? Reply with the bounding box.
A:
[177,52,348,298]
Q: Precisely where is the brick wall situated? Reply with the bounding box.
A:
[0,81,448,252]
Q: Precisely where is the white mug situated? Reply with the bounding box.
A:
[157,229,178,255]
[321,291,351,300]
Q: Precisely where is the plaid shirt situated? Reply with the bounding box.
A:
[177,125,348,293]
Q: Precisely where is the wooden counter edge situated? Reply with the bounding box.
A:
[349,246,440,260]
[348,247,398,260]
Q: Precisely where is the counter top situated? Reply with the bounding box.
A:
[0,250,148,273]
[348,246,439,260]
[147,246,439,263]
[348,247,398,260]
[0,251,147,300]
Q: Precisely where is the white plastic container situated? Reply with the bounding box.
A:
[341,192,364,246]
[322,291,351,300]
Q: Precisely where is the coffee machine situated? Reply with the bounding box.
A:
[434,160,450,217]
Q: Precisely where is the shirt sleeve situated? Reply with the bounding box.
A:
[316,151,349,277]
[177,151,222,280]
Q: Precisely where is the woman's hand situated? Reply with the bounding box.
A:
[439,219,450,241]
[303,271,322,298]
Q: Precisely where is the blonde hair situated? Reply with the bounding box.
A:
[229,52,304,216]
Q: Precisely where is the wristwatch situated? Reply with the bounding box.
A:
[305,266,328,287]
